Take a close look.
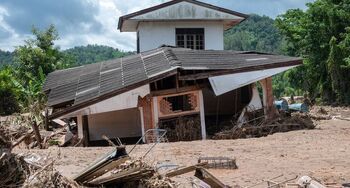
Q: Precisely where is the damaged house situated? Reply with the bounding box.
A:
[43,0,302,145]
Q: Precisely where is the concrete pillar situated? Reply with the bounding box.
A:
[259,77,276,120]
[139,107,146,143]
[77,115,83,139]
[152,97,159,128]
[198,90,207,140]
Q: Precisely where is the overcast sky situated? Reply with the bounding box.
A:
[0,0,314,52]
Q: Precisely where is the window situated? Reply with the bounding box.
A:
[176,28,204,50]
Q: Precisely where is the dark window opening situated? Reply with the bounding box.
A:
[176,28,204,50]
[165,95,193,112]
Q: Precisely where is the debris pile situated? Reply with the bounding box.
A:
[0,127,79,188]
[159,115,201,142]
[212,113,315,140]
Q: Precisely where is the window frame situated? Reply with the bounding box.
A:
[175,28,205,50]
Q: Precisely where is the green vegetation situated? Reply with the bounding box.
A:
[275,0,350,104]
[0,50,13,68]
[0,26,131,116]
[224,14,298,98]
[225,14,284,53]
[63,45,132,66]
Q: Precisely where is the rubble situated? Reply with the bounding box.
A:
[212,113,315,140]
[0,126,79,188]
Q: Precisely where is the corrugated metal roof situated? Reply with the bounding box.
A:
[44,47,302,108]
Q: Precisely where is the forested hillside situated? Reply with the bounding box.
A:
[0,45,132,68]
[224,14,284,53]
[63,45,133,66]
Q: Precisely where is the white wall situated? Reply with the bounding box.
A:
[61,84,150,118]
[88,108,142,141]
[138,21,224,52]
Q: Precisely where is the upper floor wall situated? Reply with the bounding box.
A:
[118,0,247,52]
[138,21,224,51]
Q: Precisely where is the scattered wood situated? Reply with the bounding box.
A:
[11,130,34,148]
[74,146,129,184]
[165,162,208,178]
[194,167,230,188]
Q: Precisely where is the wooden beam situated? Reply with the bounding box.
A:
[82,115,89,147]
[165,162,208,178]
[150,85,204,96]
[259,77,276,120]
[194,167,229,188]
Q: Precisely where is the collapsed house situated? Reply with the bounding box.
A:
[42,0,302,145]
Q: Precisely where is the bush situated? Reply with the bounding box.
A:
[0,88,20,115]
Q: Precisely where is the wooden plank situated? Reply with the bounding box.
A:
[165,162,208,178]
[88,167,153,185]
[194,167,229,188]
[82,115,89,147]
[151,85,202,96]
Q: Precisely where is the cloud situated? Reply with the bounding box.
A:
[0,0,313,52]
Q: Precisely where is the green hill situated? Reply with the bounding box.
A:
[224,14,284,53]
[63,44,133,66]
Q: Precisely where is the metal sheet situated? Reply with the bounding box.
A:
[209,65,299,96]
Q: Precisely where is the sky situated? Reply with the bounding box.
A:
[0,0,314,52]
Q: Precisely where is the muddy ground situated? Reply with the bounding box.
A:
[13,108,350,187]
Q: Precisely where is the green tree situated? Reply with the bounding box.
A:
[275,0,350,104]
[0,67,20,115]
[13,24,64,114]
[15,24,65,80]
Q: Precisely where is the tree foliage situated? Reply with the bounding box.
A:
[63,45,132,66]
[0,50,13,68]
[225,14,284,53]
[275,0,350,104]
[224,14,298,98]
[0,67,20,115]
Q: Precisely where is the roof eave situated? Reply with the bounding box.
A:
[117,0,248,31]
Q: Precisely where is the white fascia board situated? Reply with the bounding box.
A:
[60,84,150,118]
[209,65,299,96]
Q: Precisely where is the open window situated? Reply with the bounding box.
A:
[157,91,200,118]
[176,28,204,50]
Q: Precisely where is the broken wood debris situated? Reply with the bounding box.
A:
[74,146,129,184]
[165,162,208,178]
[213,113,315,140]
[195,167,230,188]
